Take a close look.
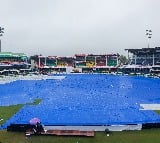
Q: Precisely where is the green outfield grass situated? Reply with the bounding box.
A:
[155,110,160,115]
[1,129,160,143]
[0,104,23,125]
[0,99,41,125]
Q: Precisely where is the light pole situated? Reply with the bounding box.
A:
[0,27,4,52]
[146,29,152,48]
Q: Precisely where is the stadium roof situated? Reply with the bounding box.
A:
[125,47,160,54]
[0,52,27,57]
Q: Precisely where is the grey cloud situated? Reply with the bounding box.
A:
[0,0,160,56]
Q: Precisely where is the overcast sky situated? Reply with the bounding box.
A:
[0,0,160,56]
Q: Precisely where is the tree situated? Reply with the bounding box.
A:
[119,55,128,65]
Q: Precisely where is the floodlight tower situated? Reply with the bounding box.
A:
[0,27,4,53]
[146,29,152,48]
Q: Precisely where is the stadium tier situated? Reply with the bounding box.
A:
[125,47,160,66]
[0,52,29,71]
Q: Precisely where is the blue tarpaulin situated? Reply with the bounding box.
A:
[1,74,160,129]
